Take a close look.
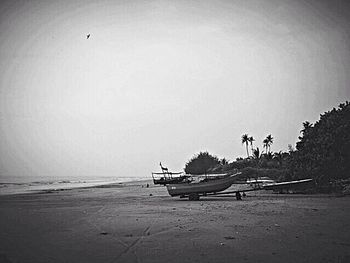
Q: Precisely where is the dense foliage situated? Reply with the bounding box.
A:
[183,102,349,191]
[184,152,220,174]
[288,102,350,183]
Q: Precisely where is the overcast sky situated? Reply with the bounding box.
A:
[0,0,349,179]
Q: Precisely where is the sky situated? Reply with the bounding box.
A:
[0,0,349,179]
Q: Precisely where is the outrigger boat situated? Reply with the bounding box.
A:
[152,163,189,186]
[166,175,313,200]
[152,172,188,185]
[152,163,313,201]
[166,172,241,200]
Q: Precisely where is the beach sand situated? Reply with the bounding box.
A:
[0,182,349,263]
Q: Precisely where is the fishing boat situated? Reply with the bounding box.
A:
[166,172,241,200]
[152,162,188,186]
[152,172,188,185]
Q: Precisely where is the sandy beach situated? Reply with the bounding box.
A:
[1,181,349,263]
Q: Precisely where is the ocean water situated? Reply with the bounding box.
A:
[0,175,149,195]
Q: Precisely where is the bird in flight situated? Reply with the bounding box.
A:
[87,34,90,39]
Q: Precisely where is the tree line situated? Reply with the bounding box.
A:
[184,101,350,188]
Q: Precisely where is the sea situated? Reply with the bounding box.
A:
[0,175,149,195]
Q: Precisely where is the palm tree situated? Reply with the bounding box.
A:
[252,147,262,159]
[263,134,274,153]
[248,136,255,152]
[266,134,274,153]
[241,134,249,158]
[252,147,262,167]
[263,138,269,154]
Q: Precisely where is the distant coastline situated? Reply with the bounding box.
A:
[0,176,150,196]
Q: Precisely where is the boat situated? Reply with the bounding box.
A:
[166,172,241,200]
[152,172,188,185]
[152,162,188,185]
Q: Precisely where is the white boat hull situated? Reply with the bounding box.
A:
[166,174,239,196]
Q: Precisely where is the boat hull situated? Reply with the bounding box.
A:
[166,174,238,196]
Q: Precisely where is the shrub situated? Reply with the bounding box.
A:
[184,152,221,174]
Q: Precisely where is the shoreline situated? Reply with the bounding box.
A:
[0,177,152,196]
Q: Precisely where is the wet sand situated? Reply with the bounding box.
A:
[1,182,350,263]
